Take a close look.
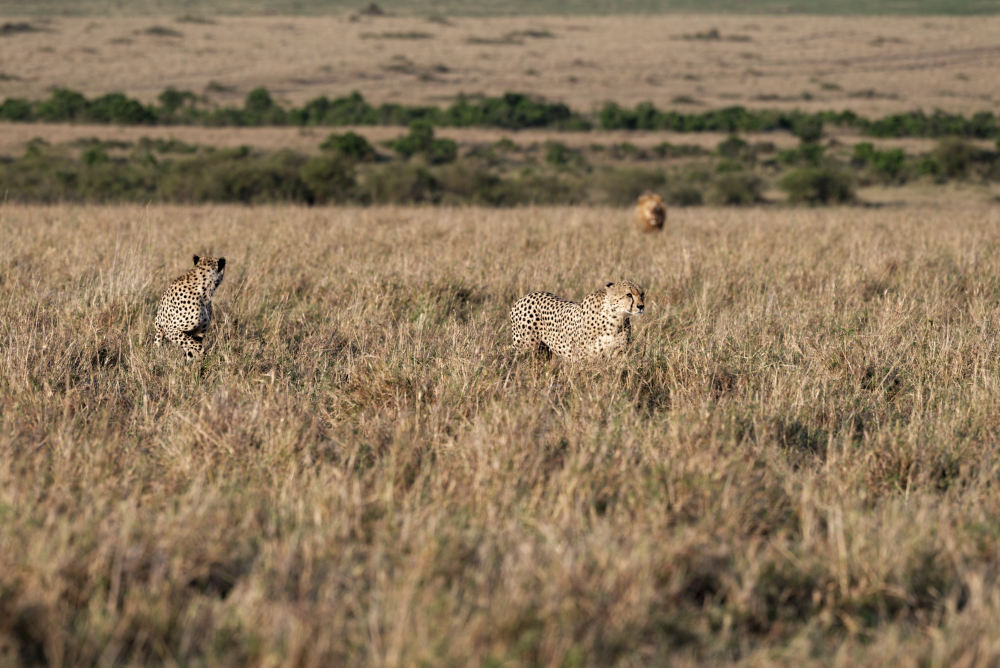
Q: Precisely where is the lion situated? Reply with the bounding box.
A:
[635,192,667,232]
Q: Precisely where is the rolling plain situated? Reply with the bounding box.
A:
[3,203,1000,664]
[3,1,1000,664]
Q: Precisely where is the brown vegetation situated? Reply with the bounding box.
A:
[1,15,998,115]
[2,203,1000,663]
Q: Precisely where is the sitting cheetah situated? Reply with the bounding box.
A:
[510,280,645,360]
[635,191,667,232]
[154,254,226,360]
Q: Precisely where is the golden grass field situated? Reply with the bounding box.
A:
[1,14,999,116]
[2,202,1000,664]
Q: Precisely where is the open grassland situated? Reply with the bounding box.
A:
[4,0,1000,17]
[3,203,1000,664]
[1,14,999,117]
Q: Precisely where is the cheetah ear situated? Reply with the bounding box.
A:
[606,282,614,288]
[193,254,200,266]
[217,258,226,272]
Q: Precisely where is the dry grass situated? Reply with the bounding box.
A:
[2,202,1000,664]
[1,14,999,116]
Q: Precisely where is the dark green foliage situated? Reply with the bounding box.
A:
[780,166,856,204]
[241,87,286,125]
[299,155,357,203]
[427,137,458,165]
[917,156,942,177]
[652,143,707,158]
[594,167,667,206]
[777,143,824,166]
[3,125,995,207]
[0,97,32,121]
[391,121,457,164]
[320,132,376,161]
[433,162,505,205]
[798,143,825,166]
[716,135,749,159]
[2,86,998,140]
[362,163,439,203]
[851,141,876,166]
[852,142,908,182]
[865,109,998,138]
[709,171,765,205]
[135,137,199,154]
[444,92,590,130]
[933,138,975,178]
[544,141,571,166]
[668,184,704,206]
[87,93,156,124]
[158,87,198,114]
[791,116,823,143]
[35,88,89,121]
[159,149,309,203]
[81,146,108,166]
[608,142,646,160]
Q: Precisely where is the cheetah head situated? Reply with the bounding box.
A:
[604,281,645,316]
[193,254,226,291]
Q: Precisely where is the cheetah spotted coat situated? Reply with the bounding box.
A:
[509,281,645,360]
[154,254,226,360]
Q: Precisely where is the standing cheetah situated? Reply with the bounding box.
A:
[635,192,667,232]
[510,280,645,360]
[154,254,226,360]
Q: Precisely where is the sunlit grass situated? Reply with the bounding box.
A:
[1,203,999,664]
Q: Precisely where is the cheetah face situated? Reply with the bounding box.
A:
[604,281,645,316]
[194,254,226,290]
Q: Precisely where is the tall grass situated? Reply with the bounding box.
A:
[1,203,1000,664]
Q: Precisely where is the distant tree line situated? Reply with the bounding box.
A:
[3,125,998,206]
[2,87,999,139]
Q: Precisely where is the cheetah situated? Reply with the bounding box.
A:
[510,280,645,360]
[635,191,666,232]
[154,254,226,360]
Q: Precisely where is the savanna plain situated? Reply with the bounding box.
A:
[3,202,1000,665]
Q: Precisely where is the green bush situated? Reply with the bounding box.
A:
[361,163,439,203]
[716,135,749,159]
[917,156,941,177]
[872,148,907,181]
[545,141,570,166]
[777,143,824,167]
[933,138,974,178]
[709,171,764,205]
[668,184,704,206]
[242,87,286,125]
[780,166,855,205]
[426,137,457,165]
[320,132,376,162]
[792,116,823,143]
[493,170,586,205]
[391,121,457,164]
[594,167,667,206]
[433,162,504,205]
[300,155,357,204]
[35,88,89,121]
[853,142,908,181]
[851,142,877,166]
[87,93,156,124]
[158,87,197,114]
[158,149,308,203]
[81,146,109,166]
[0,97,31,121]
